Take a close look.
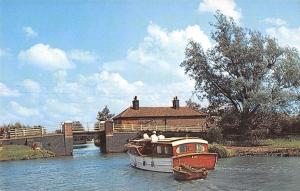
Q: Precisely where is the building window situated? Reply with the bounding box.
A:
[176,144,188,154]
[196,144,204,153]
[157,145,162,154]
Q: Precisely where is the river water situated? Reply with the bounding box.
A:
[1,143,300,191]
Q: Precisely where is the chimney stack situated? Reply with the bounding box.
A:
[132,96,139,110]
[172,96,179,109]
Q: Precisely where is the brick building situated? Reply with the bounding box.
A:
[113,96,210,128]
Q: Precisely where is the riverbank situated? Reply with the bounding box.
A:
[225,138,300,157]
[0,145,55,162]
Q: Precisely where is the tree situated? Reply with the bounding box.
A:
[96,106,114,122]
[14,122,23,129]
[72,121,84,132]
[181,12,300,141]
[186,99,202,112]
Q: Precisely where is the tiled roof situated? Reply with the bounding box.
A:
[113,107,206,119]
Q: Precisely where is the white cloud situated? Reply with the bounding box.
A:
[10,101,39,117]
[18,43,73,71]
[78,69,194,110]
[127,24,211,63]
[266,26,300,51]
[22,26,38,38]
[94,22,211,109]
[101,23,211,108]
[104,23,211,84]
[261,18,287,26]
[198,0,242,21]
[97,70,144,94]
[0,82,19,97]
[79,70,144,95]
[22,79,41,93]
[69,50,99,64]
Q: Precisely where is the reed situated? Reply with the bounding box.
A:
[208,143,236,158]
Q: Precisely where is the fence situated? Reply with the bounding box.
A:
[93,122,105,132]
[112,124,208,133]
[72,122,104,133]
[8,127,45,138]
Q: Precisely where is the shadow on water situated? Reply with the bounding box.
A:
[1,143,300,191]
[73,144,90,149]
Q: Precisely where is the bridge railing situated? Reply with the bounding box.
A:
[8,127,45,138]
[112,124,208,133]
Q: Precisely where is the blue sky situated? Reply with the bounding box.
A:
[0,0,300,130]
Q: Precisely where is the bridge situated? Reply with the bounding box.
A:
[100,122,209,153]
[1,122,209,155]
[73,123,209,145]
[73,130,102,144]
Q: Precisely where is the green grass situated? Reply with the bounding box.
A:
[0,145,55,161]
[262,138,300,149]
[208,143,237,158]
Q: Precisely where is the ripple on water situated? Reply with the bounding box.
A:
[1,144,300,191]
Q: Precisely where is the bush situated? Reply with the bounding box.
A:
[206,127,223,143]
[208,143,236,158]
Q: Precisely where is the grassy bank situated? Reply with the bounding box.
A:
[225,138,300,157]
[0,145,55,161]
[262,138,300,149]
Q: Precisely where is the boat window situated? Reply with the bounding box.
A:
[176,144,188,154]
[157,145,162,154]
[164,146,170,155]
[196,144,205,153]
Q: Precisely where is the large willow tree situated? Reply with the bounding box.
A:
[181,12,300,140]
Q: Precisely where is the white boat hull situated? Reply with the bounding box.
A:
[128,152,173,173]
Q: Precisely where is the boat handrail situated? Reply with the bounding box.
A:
[125,144,146,156]
[125,144,143,149]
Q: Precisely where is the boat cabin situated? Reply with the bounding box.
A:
[126,137,217,172]
[127,137,209,157]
